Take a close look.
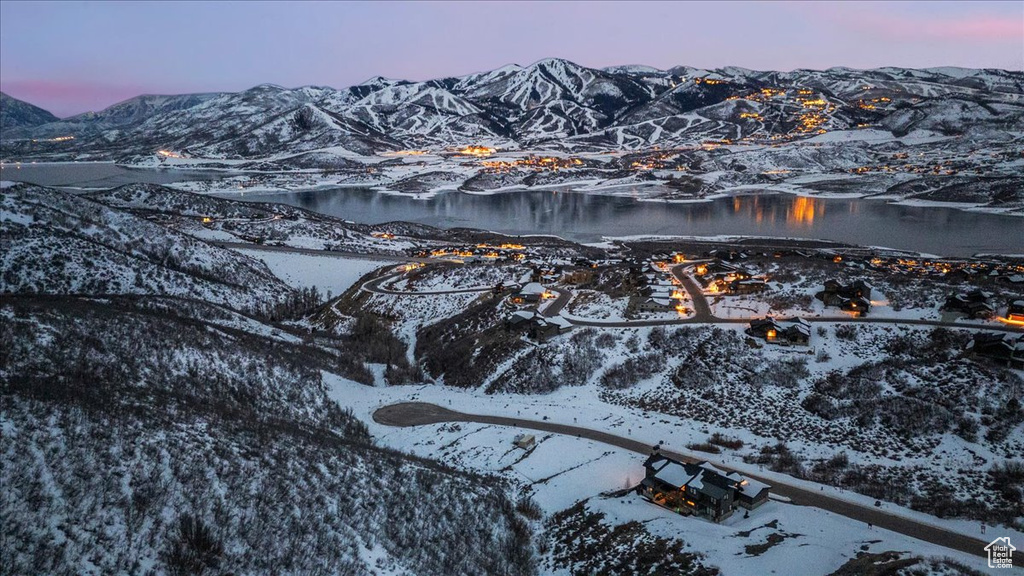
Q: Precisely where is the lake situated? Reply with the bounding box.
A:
[233,187,1023,257]
[3,163,1020,256]
[0,162,229,188]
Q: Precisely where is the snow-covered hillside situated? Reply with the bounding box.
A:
[0,296,537,576]
[0,183,296,315]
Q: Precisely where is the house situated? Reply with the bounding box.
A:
[848,279,872,299]
[530,315,573,341]
[967,332,1024,369]
[817,280,873,316]
[506,310,537,328]
[942,290,995,319]
[841,297,871,316]
[515,282,547,303]
[562,269,595,285]
[528,266,560,283]
[1008,300,1024,323]
[640,277,675,296]
[506,310,572,340]
[726,278,767,295]
[638,452,770,522]
[638,297,677,312]
[821,279,872,300]
[746,317,811,346]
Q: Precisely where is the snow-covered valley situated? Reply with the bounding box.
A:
[2,181,1022,575]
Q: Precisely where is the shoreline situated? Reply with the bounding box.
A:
[2,161,1020,218]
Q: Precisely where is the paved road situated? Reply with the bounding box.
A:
[568,311,1024,333]
[671,264,715,321]
[225,244,1020,334]
[374,402,1013,564]
[540,287,573,318]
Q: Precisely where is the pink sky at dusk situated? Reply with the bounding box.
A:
[1,0,1021,118]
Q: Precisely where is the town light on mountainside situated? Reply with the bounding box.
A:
[382,150,428,156]
[457,145,496,157]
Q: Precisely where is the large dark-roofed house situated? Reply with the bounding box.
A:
[638,452,770,522]
[746,317,811,346]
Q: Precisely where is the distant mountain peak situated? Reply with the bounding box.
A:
[0,91,61,129]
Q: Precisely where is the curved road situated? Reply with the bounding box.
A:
[374,402,1012,564]
[540,287,573,317]
[223,241,1020,334]
[672,264,715,321]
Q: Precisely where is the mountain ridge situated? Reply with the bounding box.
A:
[3,57,1020,157]
[2,58,1022,211]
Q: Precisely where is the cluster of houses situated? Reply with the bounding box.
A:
[746,317,812,346]
[639,450,771,522]
[634,262,686,313]
[693,260,767,295]
[943,293,1024,323]
[816,279,872,316]
[410,243,529,263]
[504,281,574,341]
[867,256,1024,287]
[968,332,1024,369]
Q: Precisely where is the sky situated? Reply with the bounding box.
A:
[1,0,1022,118]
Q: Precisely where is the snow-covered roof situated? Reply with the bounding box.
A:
[520,282,546,295]
[699,462,728,476]
[738,477,771,498]
[789,323,811,336]
[511,310,535,321]
[653,460,694,488]
[547,315,572,330]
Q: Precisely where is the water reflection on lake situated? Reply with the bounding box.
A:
[0,162,230,188]
[3,162,1019,256]
[232,187,1023,257]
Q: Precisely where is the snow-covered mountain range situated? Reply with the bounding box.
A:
[5,59,1022,156]
[2,59,1022,209]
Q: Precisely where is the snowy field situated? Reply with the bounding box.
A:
[236,249,390,297]
[323,374,1022,575]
